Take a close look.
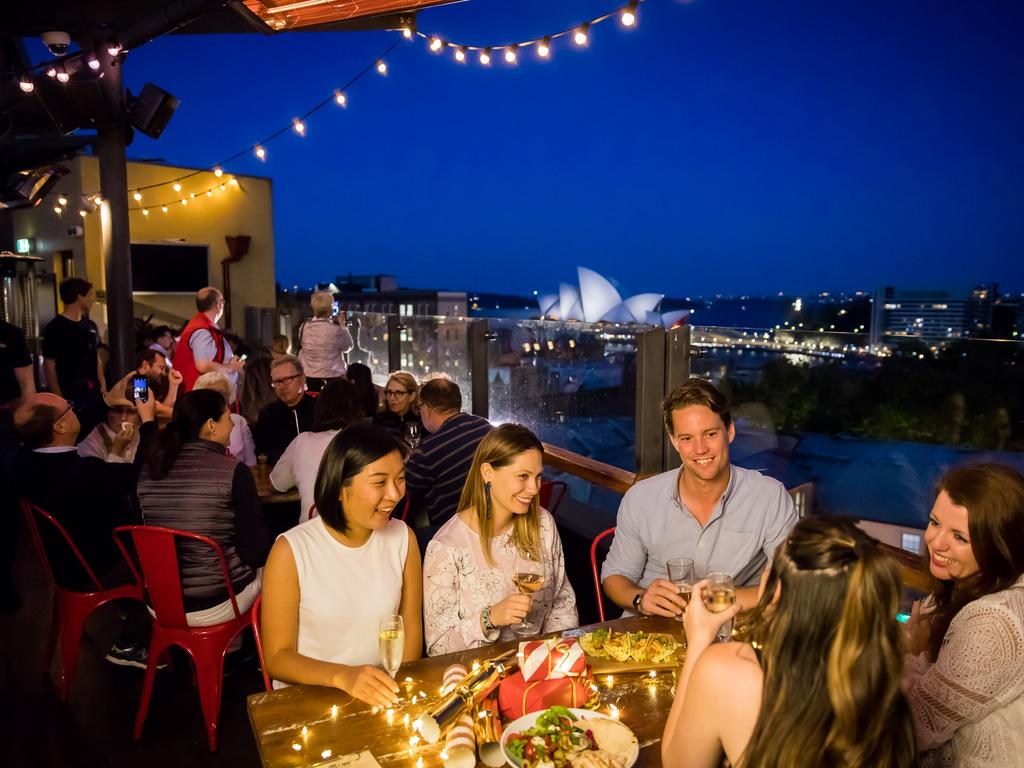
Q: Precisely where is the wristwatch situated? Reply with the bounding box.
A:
[482,604,497,633]
[632,591,645,613]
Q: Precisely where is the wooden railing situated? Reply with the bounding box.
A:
[541,442,934,595]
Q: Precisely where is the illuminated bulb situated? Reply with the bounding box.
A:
[180,198,187,206]
[479,48,491,65]
[321,750,332,759]
[293,118,305,135]
[189,192,196,199]
[58,196,68,206]
[87,55,101,70]
[92,195,102,204]
[107,41,123,56]
[161,205,169,213]
[206,191,212,197]
[229,178,239,186]
[172,182,182,193]
[46,67,57,78]
[213,166,223,177]
[454,47,466,62]
[220,184,227,191]
[142,208,149,216]
[56,69,70,84]
[291,743,301,752]
[375,60,387,75]
[429,37,443,52]
[574,23,590,46]
[133,191,142,202]
[609,704,620,719]
[648,670,657,679]
[537,38,551,58]
[504,46,518,64]
[79,210,87,218]
[402,27,412,39]
[255,145,266,160]
[53,206,62,214]
[330,705,339,718]
[301,726,308,737]
[19,76,34,93]
[334,89,347,106]
[621,2,638,27]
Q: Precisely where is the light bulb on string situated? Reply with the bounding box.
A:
[574,23,590,46]
[375,60,388,75]
[87,54,101,70]
[189,192,196,199]
[229,178,239,186]
[504,45,518,64]
[214,167,223,177]
[58,196,68,206]
[293,118,306,136]
[620,1,638,27]
[206,191,212,197]
[537,37,551,58]
[46,67,57,78]
[161,205,169,213]
[53,206,62,215]
[454,47,466,63]
[133,191,142,202]
[106,40,123,57]
[402,26,413,39]
[180,199,188,206]
[19,75,34,93]
[255,145,266,161]
[92,195,102,205]
[78,210,87,218]
[172,182,182,193]
[334,90,347,107]
[479,47,491,65]
[429,37,443,52]
[56,68,70,84]
[220,184,227,191]
[142,208,149,216]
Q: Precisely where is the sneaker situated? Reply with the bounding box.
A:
[105,642,166,670]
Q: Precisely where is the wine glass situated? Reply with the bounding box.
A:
[511,550,546,636]
[378,615,405,678]
[404,421,421,450]
[666,557,695,622]
[703,572,736,642]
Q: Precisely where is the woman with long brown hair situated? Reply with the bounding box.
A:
[422,424,577,655]
[661,516,917,768]
[903,462,1024,767]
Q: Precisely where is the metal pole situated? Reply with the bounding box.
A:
[386,315,402,372]
[634,326,666,476]
[468,320,490,419]
[96,56,134,378]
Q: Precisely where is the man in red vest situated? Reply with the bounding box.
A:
[174,287,245,392]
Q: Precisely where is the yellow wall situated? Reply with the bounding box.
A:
[12,155,276,340]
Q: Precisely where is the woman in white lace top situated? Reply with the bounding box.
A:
[903,462,1024,767]
[423,424,578,656]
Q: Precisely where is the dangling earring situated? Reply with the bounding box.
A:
[484,481,492,520]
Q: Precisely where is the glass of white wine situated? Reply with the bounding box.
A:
[379,614,405,678]
[666,557,695,622]
[512,550,546,636]
[404,421,421,450]
[703,572,736,642]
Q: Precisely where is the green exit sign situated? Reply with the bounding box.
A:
[15,238,33,254]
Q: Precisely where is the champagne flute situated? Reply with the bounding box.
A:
[703,572,736,642]
[512,550,546,636]
[405,421,421,450]
[666,557,695,622]
[379,615,405,678]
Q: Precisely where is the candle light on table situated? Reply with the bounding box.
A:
[291,743,302,752]
[321,750,333,759]
[330,704,339,719]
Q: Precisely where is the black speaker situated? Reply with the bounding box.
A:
[128,83,180,139]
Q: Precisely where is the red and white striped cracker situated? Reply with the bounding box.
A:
[518,638,587,682]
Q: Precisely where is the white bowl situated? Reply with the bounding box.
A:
[500,707,639,768]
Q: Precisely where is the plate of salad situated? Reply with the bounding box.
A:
[500,706,639,768]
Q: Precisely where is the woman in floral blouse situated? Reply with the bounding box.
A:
[422,424,577,655]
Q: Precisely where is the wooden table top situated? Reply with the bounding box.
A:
[248,615,681,768]
[252,461,301,505]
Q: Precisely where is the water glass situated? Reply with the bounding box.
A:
[704,572,736,642]
[666,557,695,622]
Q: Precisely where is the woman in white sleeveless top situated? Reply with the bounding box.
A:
[261,423,422,707]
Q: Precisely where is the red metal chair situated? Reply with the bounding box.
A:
[115,525,256,751]
[251,594,271,691]
[590,527,616,622]
[398,495,411,522]
[539,480,568,517]
[20,499,144,700]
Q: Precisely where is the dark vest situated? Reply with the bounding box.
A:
[137,440,254,609]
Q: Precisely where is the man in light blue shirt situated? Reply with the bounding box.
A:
[602,379,797,617]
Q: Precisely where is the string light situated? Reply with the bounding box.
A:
[172,182,182,193]
[402,26,413,39]
[293,118,306,135]
[255,144,266,160]
[334,90,347,106]
[142,208,149,216]
[53,206,62,214]
[180,198,188,206]
[78,210,87,218]
[87,54,101,70]
[45,67,56,78]
[133,191,142,202]
[429,37,443,52]
[57,196,68,206]
[213,167,223,177]
[106,40,123,57]
[376,59,388,75]
[56,68,70,84]
[189,192,196,199]
[161,205,169,213]
[19,75,34,93]
[621,1,638,27]
[504,45,518,64]
[479,48,491,65]
[454,47,467,63]
[537,37,551,58]
[574,23,591,46]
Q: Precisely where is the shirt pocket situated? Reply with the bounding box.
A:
[707,531,758,580]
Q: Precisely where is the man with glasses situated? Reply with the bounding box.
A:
[252,355,316,464]
[174,286,245,392]
[14,391,159,666]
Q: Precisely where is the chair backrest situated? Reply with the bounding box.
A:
[539,480,568,517]
[114,525,241,629]
[20,498,108,592]
[251,594,271,691]
[590,527,616,623]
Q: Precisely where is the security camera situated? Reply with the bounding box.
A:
[67,225,83,238]
[42,31,71,56]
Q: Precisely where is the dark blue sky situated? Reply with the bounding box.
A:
[113,0,1023,298]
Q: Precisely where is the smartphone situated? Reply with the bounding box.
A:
[132,375,149,403]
